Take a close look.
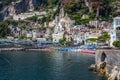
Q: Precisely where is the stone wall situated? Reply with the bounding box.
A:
[95,49,120,73]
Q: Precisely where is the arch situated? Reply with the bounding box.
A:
[82,40,85,45]
[101,51,107,62]
[116,27,120,30]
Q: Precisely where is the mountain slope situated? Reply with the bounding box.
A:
[0,0,119,22]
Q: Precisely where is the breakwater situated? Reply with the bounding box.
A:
[95,49,120,80]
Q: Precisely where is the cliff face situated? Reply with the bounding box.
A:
[0,8,9,20]
[0,0,45,20]
[95,49,120,76]
[14,0,46,14]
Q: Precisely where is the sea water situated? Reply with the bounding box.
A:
[0,51,106,80]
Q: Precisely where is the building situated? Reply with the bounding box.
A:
[52,8,75,43]
[72,32,87,45]
[99,21,111,32]
[12,11,46,20]
[52,32,64,43]
[89,20,99,27]
[110,17,120,47]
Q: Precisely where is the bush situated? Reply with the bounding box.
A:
[113,41,120,48]
[59,38,73,47]
[86,38,97,42]
[0,21,11,38]
[26,16,38,22]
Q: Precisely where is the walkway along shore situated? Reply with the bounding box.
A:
[0,48,25,51]
[0,48,55,52]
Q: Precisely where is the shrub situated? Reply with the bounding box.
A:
[113,41,120,48]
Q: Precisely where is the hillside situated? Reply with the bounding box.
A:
[0,0,119,22]
[0,0,120,38]
[0,0,119,20]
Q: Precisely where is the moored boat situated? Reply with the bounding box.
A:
[81,49,95,54]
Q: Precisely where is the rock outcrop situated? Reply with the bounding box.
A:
[0,8,9,20]
[95,49,120,80]
[0,0,44,21]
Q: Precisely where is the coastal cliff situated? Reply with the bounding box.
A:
[95,49,120,79]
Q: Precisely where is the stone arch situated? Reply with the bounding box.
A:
[101,51,107,62]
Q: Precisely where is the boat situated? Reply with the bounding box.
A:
[56,45,96,54]
[81,49,95,54]
[79,45,96,54]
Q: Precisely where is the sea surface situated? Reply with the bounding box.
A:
[0,51,106,80]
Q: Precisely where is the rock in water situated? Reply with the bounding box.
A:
[88,64,96,72]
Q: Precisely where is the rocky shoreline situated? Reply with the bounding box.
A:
[89,49,120,80]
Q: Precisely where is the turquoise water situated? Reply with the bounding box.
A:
[0,51,106,80]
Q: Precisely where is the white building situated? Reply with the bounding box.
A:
[26,32,32,38]
[36,38,47,43]
[89,20,99,27]
[110,17,120,47]
[32,30,38,40]
[52,32,64,43]
[72,32,89,45]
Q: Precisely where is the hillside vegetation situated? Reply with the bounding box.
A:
[0,0,120,24]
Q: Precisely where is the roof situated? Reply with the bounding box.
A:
[114,17,120,19]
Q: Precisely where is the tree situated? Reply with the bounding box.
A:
[59,38,74,47]
[113,41,120,48]
[0,21,11,38]
[26,16,38,22]
[59,38,65,46]
[47,0,59,4]
[97,34,110,41]
[97,33,110,46]
[65,41,74,47]
[86,38,97,42]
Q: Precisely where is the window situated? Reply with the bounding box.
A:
[116,27,120,30]
[113,36,115,38]
[116,19,120,25]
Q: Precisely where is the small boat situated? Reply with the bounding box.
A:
[79,45,96,54]
[81,49,95,54]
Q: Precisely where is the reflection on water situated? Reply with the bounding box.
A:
[0,51,106,80]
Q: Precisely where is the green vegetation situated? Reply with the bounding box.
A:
[26,16,38,22]
[0,21,11,38]
[86,33,110,43]
[59,38,65,46]
[113,41,120,48]
[59,38,73,47]
[64,0,91,24]
[86,38,97,42]
[47,0,59,5]
[19,36,32,40]
[63,0,120,24]
[97,33,110,41]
